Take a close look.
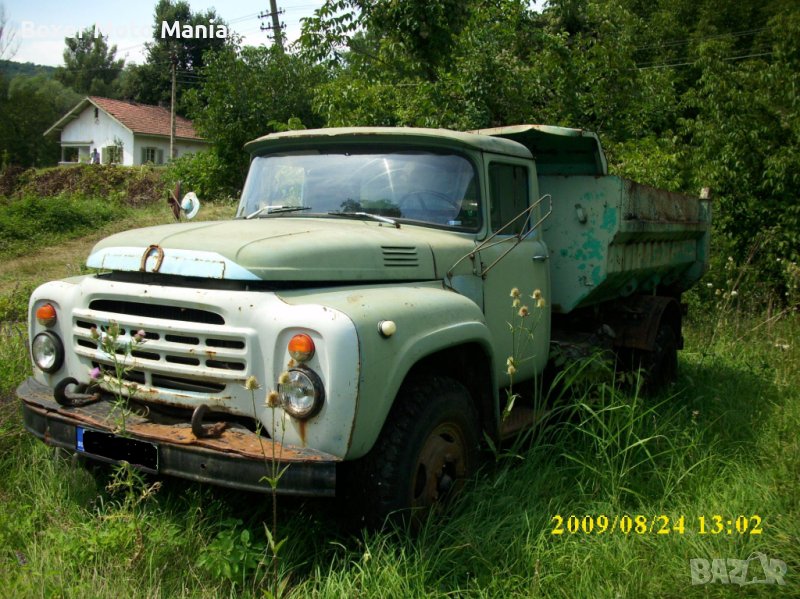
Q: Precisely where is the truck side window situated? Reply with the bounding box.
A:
[489,163,529,235]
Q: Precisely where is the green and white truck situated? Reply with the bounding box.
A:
[18,125,710,521]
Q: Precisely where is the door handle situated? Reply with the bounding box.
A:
[532,255,548,262]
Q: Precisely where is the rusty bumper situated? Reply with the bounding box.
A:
[17,378,338,497]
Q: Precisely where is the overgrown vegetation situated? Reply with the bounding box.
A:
[0,195,125,259]
[0,224,797,596]
[3,0,799,287]
[3,164,166,205]
[1,1,799,594]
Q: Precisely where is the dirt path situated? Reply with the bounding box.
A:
[0,203,236,295]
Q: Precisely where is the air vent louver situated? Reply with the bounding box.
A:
[382,246,419,268]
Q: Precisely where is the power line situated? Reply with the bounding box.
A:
[633,27,770,52]
[636,50,774,70]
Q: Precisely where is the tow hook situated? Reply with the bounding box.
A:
[54,377,101,407]
[191,404,228,439]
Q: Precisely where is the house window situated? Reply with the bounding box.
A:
[102,145,123,164]
[141,147,164,165]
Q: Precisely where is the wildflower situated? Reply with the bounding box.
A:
[89,366,101,380]
[287,358,297,368]
[278,371,291,385]
[730,290,738,297]
[706,282,713,288]
[531,289,542,300]
[506,356,515,367]
[90,327,99,340]
[512,298,521,308]
[133,329,146,342]
[510,287,521,299]
[536,298,546,309]
[715,289,721,296]
[507,364,516,376]
[518,305,529,318]
[244,375,260,391]
[265,390,280,408]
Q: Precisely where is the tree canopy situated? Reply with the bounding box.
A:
[2,0,799,291]
[55,27,123,96]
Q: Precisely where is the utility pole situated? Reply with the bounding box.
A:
[170,52,177,160]
[258,0,285,52]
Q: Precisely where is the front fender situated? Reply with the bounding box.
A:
[277,282,495,458]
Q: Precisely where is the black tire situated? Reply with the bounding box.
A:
[345,375,481,528]
[639,321,678,392]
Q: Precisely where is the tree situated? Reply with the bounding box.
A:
[0,75,80,166]
[55,26,124,96]
[0,3,18,60]
[185,45,324,189]
[119,0,227,109]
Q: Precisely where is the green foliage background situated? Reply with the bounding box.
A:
[2,0,799,290]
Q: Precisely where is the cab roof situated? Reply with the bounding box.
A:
[245,126,533,160]
[470,125,608,175]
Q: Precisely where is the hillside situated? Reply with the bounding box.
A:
[0,59,56,78]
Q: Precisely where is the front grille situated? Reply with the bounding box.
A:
[89,299,224,325]
[74,300,248,396]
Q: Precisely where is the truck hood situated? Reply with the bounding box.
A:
[87,218,476,282]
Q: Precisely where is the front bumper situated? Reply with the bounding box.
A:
[17,378,338,497]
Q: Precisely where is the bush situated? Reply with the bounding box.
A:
[0,194,125,258]
[165,150,239,202]
[1,165,167,206]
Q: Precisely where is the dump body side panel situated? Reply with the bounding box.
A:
[540,175,711,313]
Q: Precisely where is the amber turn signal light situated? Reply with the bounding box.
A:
[288,333,315,362]
[36,303,57,327]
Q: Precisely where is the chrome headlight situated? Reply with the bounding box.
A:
[32,331,64,373]
[278,368,324,419]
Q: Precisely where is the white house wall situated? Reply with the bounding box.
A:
[132,135,210,165]
[60,106,135,165]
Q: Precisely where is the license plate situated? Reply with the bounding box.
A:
[76,427,159,472]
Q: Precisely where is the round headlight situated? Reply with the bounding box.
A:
[278,368,324,419]
[32,331,64,373]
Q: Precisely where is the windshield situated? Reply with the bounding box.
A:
[237,149,481,229]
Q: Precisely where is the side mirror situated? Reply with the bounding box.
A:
[167,181,201,221]
[180,192,201,220]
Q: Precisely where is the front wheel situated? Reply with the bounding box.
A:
[348,375,481,527]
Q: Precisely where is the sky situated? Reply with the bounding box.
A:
[3,0,327,66]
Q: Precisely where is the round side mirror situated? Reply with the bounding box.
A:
[180,192,201,220]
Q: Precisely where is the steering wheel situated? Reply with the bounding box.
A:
[398,190,460,212]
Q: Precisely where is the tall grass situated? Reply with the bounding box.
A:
[0,285,797,596]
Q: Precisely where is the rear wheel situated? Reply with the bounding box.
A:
[622,320,678,392]
[347,375,480,527]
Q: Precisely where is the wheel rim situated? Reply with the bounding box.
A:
[411,422,468,508]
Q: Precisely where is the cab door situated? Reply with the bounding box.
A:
[478,158,551,385]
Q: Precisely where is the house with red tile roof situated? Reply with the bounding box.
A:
[44,96,210,166]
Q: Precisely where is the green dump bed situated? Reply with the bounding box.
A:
[478,125,711,314]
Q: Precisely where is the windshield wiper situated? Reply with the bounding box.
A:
[245,206,312,219]
[327,211,400,228]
